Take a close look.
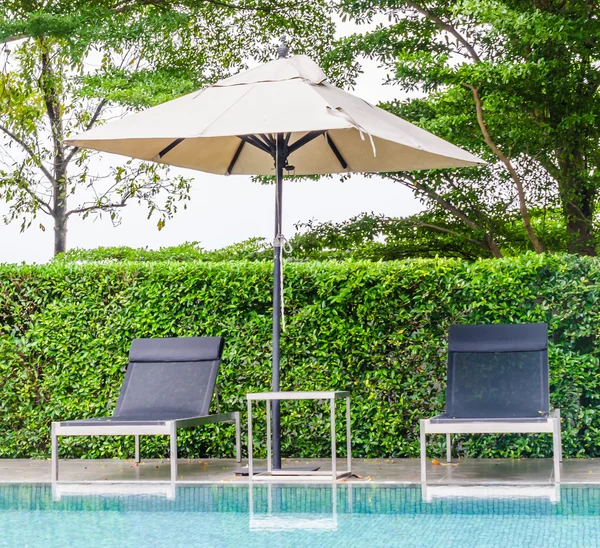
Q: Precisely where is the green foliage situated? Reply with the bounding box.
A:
[56,239,272,263]
[1,1,336,92]
[333,1,600,254]
[1,253,600,460]
[0,1,336,253]
[290,210,570,261]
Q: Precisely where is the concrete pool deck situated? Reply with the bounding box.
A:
[3,458,600,484]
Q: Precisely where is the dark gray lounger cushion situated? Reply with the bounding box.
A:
[439,323,549,420]
[61,336,224,426]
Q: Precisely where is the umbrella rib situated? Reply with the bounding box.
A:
[258,134,276,155]
[288,131,324,154]
[325,133,348,169]
[157,138,185,158]
[240,135,273,156]
[225,139,245,175]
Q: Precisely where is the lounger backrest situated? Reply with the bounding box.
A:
[113,337,225,419]
[445,323,549,419]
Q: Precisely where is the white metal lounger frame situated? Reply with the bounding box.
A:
[420,409,562,483]
[52,412,241,483]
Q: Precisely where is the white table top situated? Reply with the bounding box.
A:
[247,391,350,401]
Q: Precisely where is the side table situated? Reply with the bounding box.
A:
[246,391,352,481]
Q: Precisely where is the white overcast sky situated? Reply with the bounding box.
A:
[0,17,422,264]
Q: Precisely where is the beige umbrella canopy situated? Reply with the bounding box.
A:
[65,41,484,472]
[66,54,483,175]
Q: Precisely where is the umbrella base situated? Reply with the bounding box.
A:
[250,469,351,482]
[235,465,320,477]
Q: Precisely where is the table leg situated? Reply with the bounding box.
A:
[266,400,272,473]
[135,435,140,464]
[247,399,254,481]
[346,396,351,473]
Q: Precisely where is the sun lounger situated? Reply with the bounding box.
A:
[420,323,562,482]
[51,336,241,482]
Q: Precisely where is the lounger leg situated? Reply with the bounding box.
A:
[331,397,337,481]
[51,423,59,482]
[552,416,561,483]
[170,422,178,483]
[420,420,427,484]
[234,412,241,463]
[556,409,563,462]
[135,435,140,463]
[446,433,452,463]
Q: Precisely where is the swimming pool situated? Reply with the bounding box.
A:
[1,483,599,547]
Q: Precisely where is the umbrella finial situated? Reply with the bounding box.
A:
[277,34,289,59]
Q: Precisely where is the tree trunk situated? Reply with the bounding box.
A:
[557,152,596,256]
[40,41,69,257]
[484,234,503,259]
[54,214,67,255]
[468,85,543,253]
[52,168,68,256]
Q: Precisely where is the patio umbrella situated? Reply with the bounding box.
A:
[65,38,484,470]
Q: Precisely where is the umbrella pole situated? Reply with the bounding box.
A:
[271,133,284,470]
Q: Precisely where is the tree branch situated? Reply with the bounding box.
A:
[64,99,107,166]
[9,160,53,215]
[439,171,495,226]
[0,124,54,183]
[18,182,53,216]
[66,201,128,218]
[405,1,482,63]
[391,174,478,230]
[411,220,489,249]
[390,173,503,258]
[467,84,544,253]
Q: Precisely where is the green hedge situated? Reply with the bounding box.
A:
[1,253,600,460]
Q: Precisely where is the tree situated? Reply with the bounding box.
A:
[334,0,600,255]
[0,1,335,255]
[288,206,568,262]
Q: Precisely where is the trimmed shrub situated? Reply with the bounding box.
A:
[1,253,599,460]
[56,239,271,263]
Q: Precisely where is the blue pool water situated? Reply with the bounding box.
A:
[1,484,600,547]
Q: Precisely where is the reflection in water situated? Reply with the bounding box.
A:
[3,483,598,547]
[421,483,561,504]
[51,481,176,502]
[248,484,350,531]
